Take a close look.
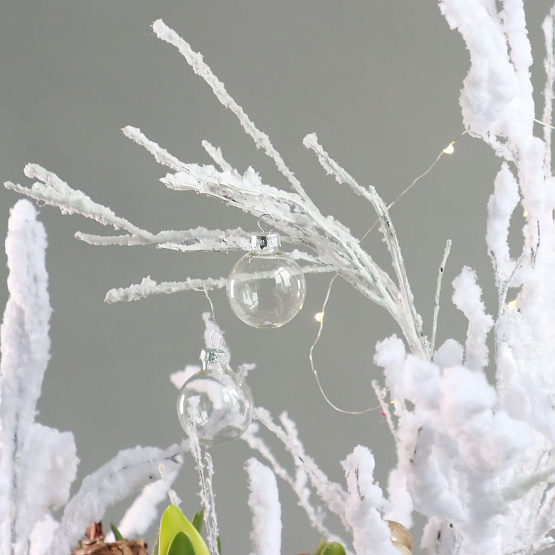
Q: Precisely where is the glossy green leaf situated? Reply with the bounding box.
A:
[314,539,327,555]
[159,505,210,555]
[110,523,125,542]
[321,542,346,555]
[167,531,195,555]
[192,509,204,535]
[217,535,221,554]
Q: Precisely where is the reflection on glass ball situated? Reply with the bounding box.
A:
[227,248,306,328]
[177,349,254,446]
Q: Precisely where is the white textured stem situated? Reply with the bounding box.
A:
[304,132,428,358]
[152,20,313,205]
[541,7,555,179]
[431,239,452,354]
[104,265,350,304]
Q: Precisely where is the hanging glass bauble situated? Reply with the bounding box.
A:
[177,348,254,446]
[227,230,306,328]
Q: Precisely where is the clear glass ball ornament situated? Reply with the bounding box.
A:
[227,232,306,328]
[177,348,254,446]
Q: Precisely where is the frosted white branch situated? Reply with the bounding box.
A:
[246,458,282,555]
[0,201,79,555]
[431,239,452,354]
[105,264,348,304]
[202,140,240,175]
[47,443,186,555]
[123,126,188,172]
[6,165,153,240]
[104,276,227,304]
[486,164,521,286]
[541,7,555,178]
[254,408,350,531]
[152,19,313,204]
[241,424,347,548]
[303,132,427,358]
[116,467,181,539]
[186,399,219,555]
[452,267,494,372]
[341,446,397,555]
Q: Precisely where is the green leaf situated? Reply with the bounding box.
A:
[217,535,222,555]
[321,543,346,555]
[314,539,327,555]
[167,531,196,555]
[159,505,210,555]
[192,509,204,535]
[110,523,125,542]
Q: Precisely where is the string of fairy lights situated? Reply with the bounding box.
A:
[309,131,466,415]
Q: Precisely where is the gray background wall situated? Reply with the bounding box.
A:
[0,1,552,553]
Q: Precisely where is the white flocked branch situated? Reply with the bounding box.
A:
[5,0,555,553]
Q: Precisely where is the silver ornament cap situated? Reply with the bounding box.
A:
[250,232,281,253]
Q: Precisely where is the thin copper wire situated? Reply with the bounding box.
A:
[309,131,467,415]
[203,284,222,348]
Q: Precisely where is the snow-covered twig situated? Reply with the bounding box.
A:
[152,20,313,205]
[254,408,350,531]
[246,458,282,555]
[104,264,348,304]
[7,165,153,239]
[47,443,187,555]
[451,267,493,372]
[431,239,452,354]
[0,201,79,555]
[303,133,427,359]
[541,7,555,178]
[114,466,181,539]
[241,424,347,548]
[341,446,397,555]
[105,276,227,304]
[186,399,219,555]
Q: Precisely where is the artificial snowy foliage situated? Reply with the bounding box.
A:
[5,0,555,554]
[246,458,282,555]
[0,201,188,555]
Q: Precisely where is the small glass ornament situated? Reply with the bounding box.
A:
[226,215,306,328]
[387,521,413,554]
[177,347,254,446]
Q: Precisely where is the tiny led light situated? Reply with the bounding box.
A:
[523,210,528,218]
[507,300,518,311]
[443,143,455,155]
[314,312,325,323]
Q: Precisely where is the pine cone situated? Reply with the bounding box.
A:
[71,523,148,555]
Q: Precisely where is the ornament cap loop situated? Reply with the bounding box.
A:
[200,347,229,365]
[209,329,222,349]
[251,232,281,252]
[257,213,275,233]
